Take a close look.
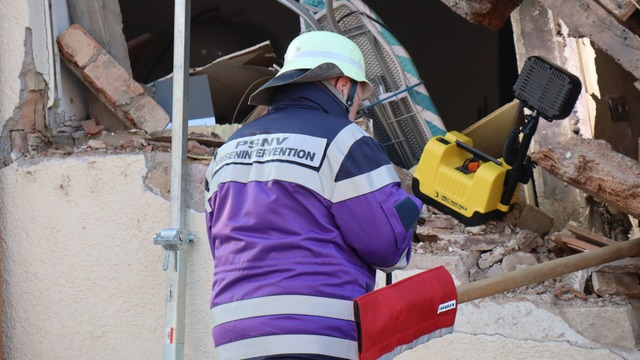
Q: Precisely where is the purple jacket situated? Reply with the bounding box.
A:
[205,82,422,359]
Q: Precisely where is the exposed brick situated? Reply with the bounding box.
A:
[125,95,170,133]
[82,119,105,136]
[13,91,39,130]
[56,24,101,69]
[83,50,144,108]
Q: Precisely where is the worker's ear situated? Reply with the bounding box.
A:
[334,76,349,91]
[336,76,353,98]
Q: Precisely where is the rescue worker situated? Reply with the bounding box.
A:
[204,30,422,360]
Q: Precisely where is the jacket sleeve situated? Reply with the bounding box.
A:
[329,136,422,271]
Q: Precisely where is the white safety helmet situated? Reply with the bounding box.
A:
[249,31,374,106]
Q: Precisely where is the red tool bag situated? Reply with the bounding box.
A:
[353,266,457,360]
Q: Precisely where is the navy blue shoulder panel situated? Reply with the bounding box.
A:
[334,136,391,182]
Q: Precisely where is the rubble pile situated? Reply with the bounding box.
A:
[412,202,640,304]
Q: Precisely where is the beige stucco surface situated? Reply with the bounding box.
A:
[1,154,636,359]
[0,0,29,123]
[0,154,215,359]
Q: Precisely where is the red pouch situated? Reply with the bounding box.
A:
[353,266,458,360]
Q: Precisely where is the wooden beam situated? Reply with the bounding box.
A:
[530,136,640,219]
[538,0,640,82]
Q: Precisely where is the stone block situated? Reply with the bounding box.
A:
[592,271,640,299]
[506,203,554,236]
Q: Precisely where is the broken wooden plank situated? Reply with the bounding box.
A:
[530,136,640,219]
[550,232,600,252]
[565,222,619,246]
[596,0,638,21]
[562,236,602,252]
[147,129,225,148]
[538,0,640,83]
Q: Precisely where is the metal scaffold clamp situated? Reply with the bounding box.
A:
[154,228,194,271]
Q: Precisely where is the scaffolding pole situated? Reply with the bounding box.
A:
[153,0,193,359]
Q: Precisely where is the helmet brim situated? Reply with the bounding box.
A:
[248,63,373,106]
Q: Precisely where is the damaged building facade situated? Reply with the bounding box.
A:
[0,0,639,359]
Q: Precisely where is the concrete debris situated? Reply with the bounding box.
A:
[501,251,538,272]
[558,269,590,293]
[414,203,639,303]
[504,202,555,236]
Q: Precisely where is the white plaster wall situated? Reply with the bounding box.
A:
[1,153,636,360]
[0,0,29,123]
[0,154,215,359]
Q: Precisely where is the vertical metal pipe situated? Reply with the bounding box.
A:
[163,0,191,359]
[170,0,190,228]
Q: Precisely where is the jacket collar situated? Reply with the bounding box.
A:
[268,82,348,118]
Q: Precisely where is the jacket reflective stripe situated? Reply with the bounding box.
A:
[211,295,354,326]
[205,161,325,212]
[330,163,398,202]
[214,334,358,360]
